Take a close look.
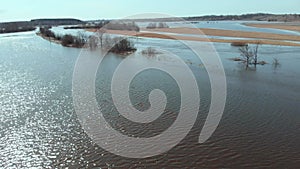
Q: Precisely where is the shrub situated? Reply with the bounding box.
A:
[146,23,157,29]
[141,47,161,57]
[39,27,55,38]
[74,37,85,47]
[109,38,136,54]
[158,22,169,28]
[231,42,248,47]
[61,34,75,46]
[60,32,86,48]
[55,34,62,40]
[61,34,86,47]
[104,21,140,31]
[39,27,86,48]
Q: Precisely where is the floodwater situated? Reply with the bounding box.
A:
[0,23,300,168]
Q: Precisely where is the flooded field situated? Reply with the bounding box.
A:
[0,22,300,168]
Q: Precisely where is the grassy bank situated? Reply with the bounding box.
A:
[244,23,300,32]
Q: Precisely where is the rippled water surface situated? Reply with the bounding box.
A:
[0,28,300,168]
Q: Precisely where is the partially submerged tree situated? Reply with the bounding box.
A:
[141,47,161,57]
[88,35,98,50]
[61,33,86,48]
[252,43,260,67]
[239,43,261,69]
[272,58,280,69]
[76,32,87,46]
[239,46,253,69]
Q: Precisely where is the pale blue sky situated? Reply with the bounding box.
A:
[1,0,299,22]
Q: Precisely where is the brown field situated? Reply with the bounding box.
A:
[245,23,300,32]
[142,27,300,42]
[87,27,300,47]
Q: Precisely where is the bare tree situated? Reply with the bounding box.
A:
[239,43,260,69]
[158,22,169,28]
[141,47,161,57]
[146,23,157,29]
[96,29,106,48]
[88,35,98,50]
[76,32,87,46]
[239,46,253,69]
[103,34,113,50]
[273,58,280,69]
[252,43,260,67]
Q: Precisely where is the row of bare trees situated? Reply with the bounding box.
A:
[146,22,169,29]
[88,29,136,54]
[87,30,106,50]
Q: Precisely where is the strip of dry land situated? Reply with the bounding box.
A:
[142,27,300,41]
[245,23,300,32]
[87,26,300,47]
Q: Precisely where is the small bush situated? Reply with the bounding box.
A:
[141,47,161,57]
[60,33,86,47]
[231,42,248,47]
[109,38,136,54]
[61,34,75,46]
[258,61,267,65]
[146,23,157,29]
[158,22,169,28]
[40,27,55,38]
[229,57,244,62]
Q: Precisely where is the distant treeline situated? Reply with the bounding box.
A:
[31,18,84,25]
[0,21,36,33]
[184,13,300,22]
[123,13,300,22]
[64,20,110,29]
[0,18,85,34]
[0,19,140,34]
[64,20,140,32]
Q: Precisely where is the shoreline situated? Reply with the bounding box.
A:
[37,33,87,48]
[37,32,62,45]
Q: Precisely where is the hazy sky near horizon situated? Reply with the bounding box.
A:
[1,0,299,21]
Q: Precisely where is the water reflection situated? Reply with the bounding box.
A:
[0,31,299,168]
